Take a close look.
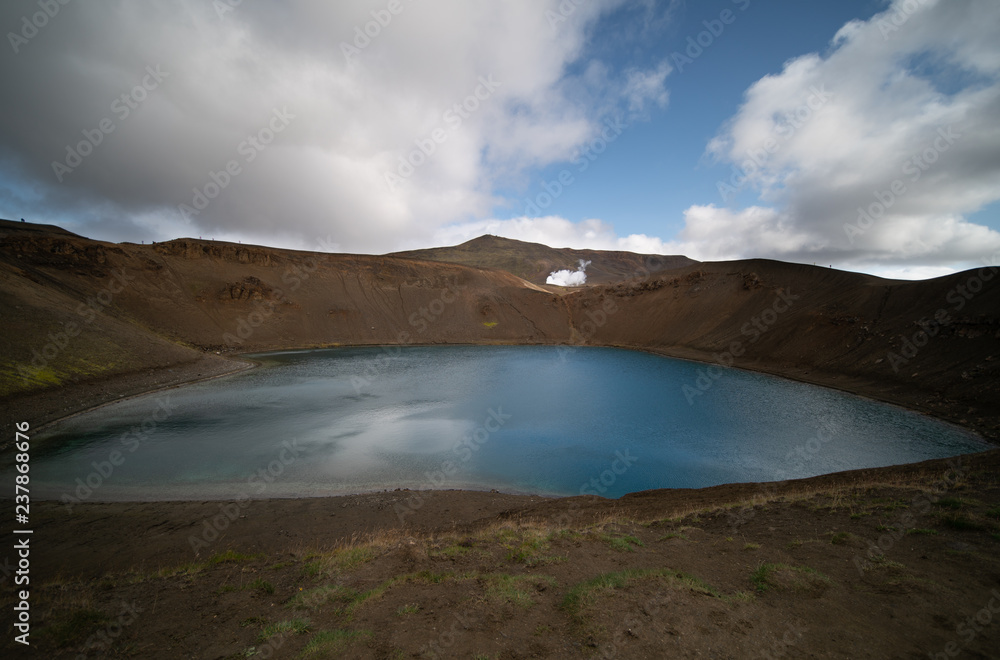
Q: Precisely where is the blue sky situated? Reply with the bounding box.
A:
[1,0,998,279]
[510,0,888,239]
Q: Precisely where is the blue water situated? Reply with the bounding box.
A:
[22,346,989,501]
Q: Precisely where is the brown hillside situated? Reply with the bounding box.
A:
[391,234,696,285]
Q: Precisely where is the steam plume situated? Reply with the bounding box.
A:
[547,259,591,286]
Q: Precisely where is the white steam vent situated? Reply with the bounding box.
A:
[547,259,591,286]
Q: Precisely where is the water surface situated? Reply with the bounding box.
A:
[24,346,987,501]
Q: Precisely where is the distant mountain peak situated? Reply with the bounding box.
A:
[391,235,696,285]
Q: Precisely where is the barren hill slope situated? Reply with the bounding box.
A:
[391,234,696,285]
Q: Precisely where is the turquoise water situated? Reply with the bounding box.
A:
[24,346,988,501]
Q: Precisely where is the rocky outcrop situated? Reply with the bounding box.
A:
[153,239,274,266]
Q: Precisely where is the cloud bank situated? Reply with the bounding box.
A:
[0,0,669,252]
[684,0,1000,276]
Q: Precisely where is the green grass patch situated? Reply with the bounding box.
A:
[288,585,359,611]
[601,534,644,552]
[408,569,456,584]
[302,546,376,577]
[750,563,831,594]
[396,603,419,616]
[299,545,377,578]
[742,543,760,551]
[504,535,546,564]
[219,577,275,596]
[339,570,471,618]
[258,619,310,643]
[343,585,389,616]
[749,564,771,593]
[299,629,373,657]
[209,550,263,565]
[330,547,377,571]
[482,574,555,609]
[248,578,275,595]
[430,542,472,559]
[829,532,851,545]
[906,528,939,536]
[501,533,566,566]
[554,529,584,541]
[562,568,718,619]
[19,365,63,388]
[985,507,1000,521]
[149,561,206,580]
[299,629,374,658]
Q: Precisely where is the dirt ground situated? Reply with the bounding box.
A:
[2,450,999,659]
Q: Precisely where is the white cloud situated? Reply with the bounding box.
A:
[692,0,1000,274]
[0,0,670,254]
